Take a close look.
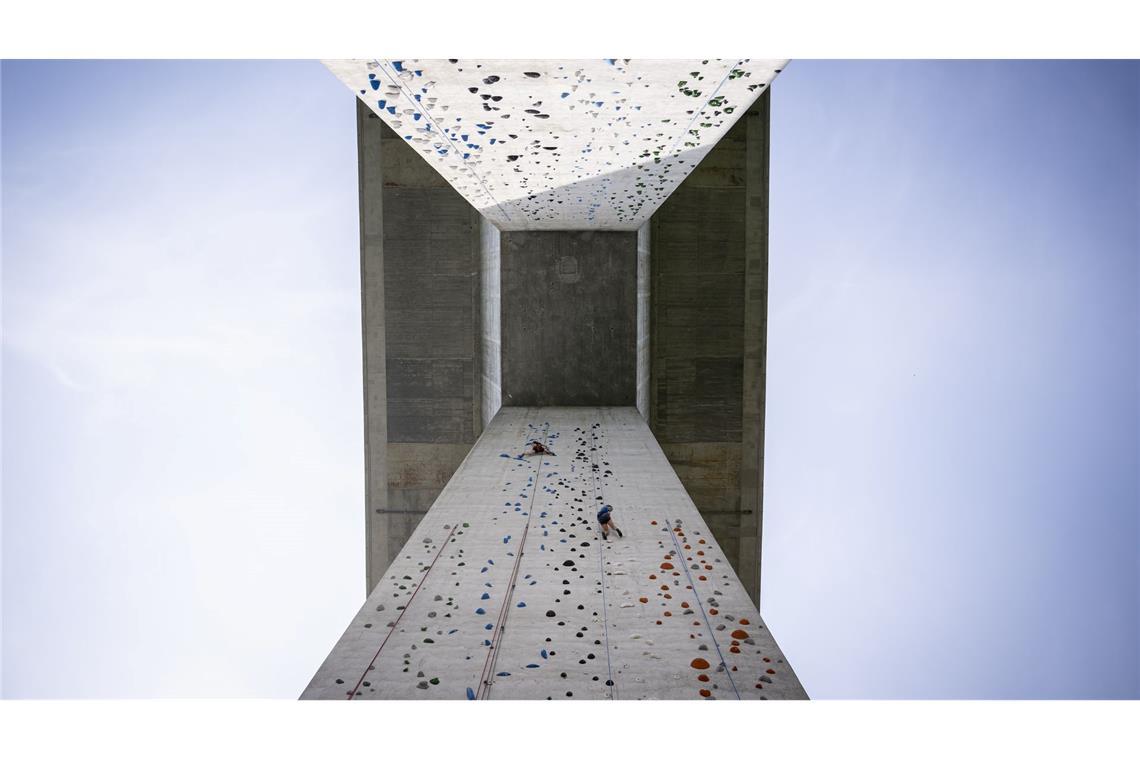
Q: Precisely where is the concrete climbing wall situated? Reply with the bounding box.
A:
[360,101,486,592]
[302,407,805,700]
[500,231,637,407]
[324,59,787,230]
[648,91,771,605]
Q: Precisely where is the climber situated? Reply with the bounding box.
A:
[597,505,623,540]
[524,440,555,456]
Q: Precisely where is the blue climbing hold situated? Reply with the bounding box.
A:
[475,608,486,615]
[466,687,475,700]
[481,592,490,600]
[541,649,548,659]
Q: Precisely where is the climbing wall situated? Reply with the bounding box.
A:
[323,59,787,231]
[302,407,806,700]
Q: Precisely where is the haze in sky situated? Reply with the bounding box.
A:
[2,59,1137,698]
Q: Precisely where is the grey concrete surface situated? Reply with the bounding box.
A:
[501,231,637,407]
[302,407,805,700]
[636,222,651,419]
[648,91,771,604]
[360,100,486,592]
[480,215,502,427]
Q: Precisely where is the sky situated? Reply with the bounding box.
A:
[2,59,1138,698]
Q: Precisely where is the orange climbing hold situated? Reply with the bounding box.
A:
[649,574,657,580]
[729,646,741,654]
[650,520,658,525]
[660,585,669,591]
[739,618,750,625]
[639,597,648,604]
[681,601,690,608]
[698,539,706,544]
[731,629,749,640]
[709,608,718,615]
[766,669,776,675]
[697,674,710,682]
[660,562,674,570]
[698,575,707,581]
[699,688,712,698]
[664,611,672,617]
[690,658,710,669]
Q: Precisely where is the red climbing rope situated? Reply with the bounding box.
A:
[346,520,460,700]
[474,423,551,700]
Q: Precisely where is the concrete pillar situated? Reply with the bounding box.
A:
[500,231,637,407]
[480,216,502,427]
[636,222,651,420]
[648,90,771,605]
[358,100,485,594]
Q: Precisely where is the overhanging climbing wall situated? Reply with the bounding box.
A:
[323,59,787,230]
[302,407,805,700]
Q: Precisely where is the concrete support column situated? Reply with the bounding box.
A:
[500,231,637,407]
[739,92,771,604]
[636,222,651,420]
[358,100,485,594]
[359,100,388,596]
[648,90,771,606]
[480,216,502,427]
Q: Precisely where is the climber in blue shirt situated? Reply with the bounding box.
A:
[596,505,623,540]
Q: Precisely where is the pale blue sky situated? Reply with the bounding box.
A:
[3,59,1138,698]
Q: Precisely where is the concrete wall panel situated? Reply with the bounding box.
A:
[649,92,770,604]
[501,231,637,406]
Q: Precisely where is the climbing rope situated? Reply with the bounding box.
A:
[474,422,551,699]
[588,422,617,699]
[347,520,460,700]
[665,521,741,699]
